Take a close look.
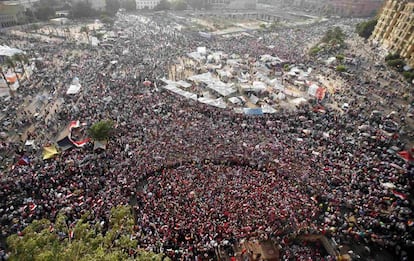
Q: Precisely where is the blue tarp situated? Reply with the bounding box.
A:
[243,108,263,115]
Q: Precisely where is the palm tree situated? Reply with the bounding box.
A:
[12,53,29,80]
[80,26,90,44]
[0,66,14,97]
[5,57,21,87]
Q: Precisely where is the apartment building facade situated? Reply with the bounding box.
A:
[371,0,414,66]
[135,0,160,9]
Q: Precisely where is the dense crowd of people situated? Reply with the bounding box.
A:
[1,12,413,260]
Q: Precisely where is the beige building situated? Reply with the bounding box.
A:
[0,3,26,28]
[371,0,414,67]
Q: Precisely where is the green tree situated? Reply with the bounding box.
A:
[402,71,414,83]
[32,0,56,21]
[188,0,202,9]
[71,1,95,18]
[386,58,405,71]
[335,54,345,62]
[6,206,168,260]
[309,46,321,56]
[171,0,187,10]
[321,27,345,46]
[336,64,347,72]
[80,26,90,43]
[106,0,121,16]
[154,0,171,10]
[385,53,401,61]
[356,19,377,39]
[100,14,115,26]
[89,120,114,141]
[121,0,137,10]
[34,6,55,21]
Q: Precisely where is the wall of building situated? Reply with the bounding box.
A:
[0,3,25,28]
[372,0,414,67]
[328,0,384,17]
[135,0,160,9]
[277,0,384,17]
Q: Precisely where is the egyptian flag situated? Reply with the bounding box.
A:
[398,151,413,162]
[29,202,37,215]
[17,155,30,166]
[392,190,408,200]
[71,138,91,147]
[69,120,81,130]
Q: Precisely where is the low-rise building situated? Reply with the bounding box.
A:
[0,3,26,28]
[371,0,414,67]
[2,0,40,11]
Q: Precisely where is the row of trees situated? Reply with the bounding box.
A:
[385,53,414,83]
[6,206,167,260]
[25,0,58,22]
[70,0,124,19]
[23,0,210,22]
[153,0,189,11]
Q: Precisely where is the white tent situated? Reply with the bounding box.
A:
[0,45,24,57]
[67,84,81,94]
[66,77,81,94]
[197,47,207,54]
[198,97,227,109]
[163,84,198,100]
[188,73,236,97]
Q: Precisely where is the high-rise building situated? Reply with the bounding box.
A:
[371,0,414,66]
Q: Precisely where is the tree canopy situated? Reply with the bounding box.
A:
[106,0,121,16]
[32,0,56,21]
[121,0,137,11]
[154,0,171,11]
[321,27,346,46]
[70,1,97,19]
[356,19,377,39]
[88,120,114,141]
[6,206,167,261]
[171,0,188,10]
